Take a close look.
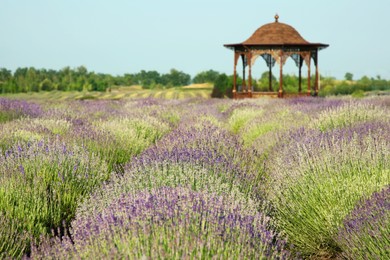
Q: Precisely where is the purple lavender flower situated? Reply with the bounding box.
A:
[128,121,256,175]
[32,187,293,259]
[0,98,42,119]
[19,164,25,175]
[0,138,109,257]
[337,185,390,259]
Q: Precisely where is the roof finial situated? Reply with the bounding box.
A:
[275,13,279,23]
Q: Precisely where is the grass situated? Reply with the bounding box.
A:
[0,84,212,101]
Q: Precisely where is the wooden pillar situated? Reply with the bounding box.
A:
[248,52,252,97]
[233,52,239,99]
[298,55,303,93]
[278,52,283,98]
[268,55,273,91]
[307,58,311,96]
[314,50,319,96]
[241,54,246,92]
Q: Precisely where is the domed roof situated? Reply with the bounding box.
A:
[243,15,309,45]
[224,14,329,50]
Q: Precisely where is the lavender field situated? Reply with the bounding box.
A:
[0,96,389,259]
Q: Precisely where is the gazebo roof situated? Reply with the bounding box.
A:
[224,15,329,50]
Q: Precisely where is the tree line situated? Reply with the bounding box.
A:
[0,66,389,97]
[0,66,199,94]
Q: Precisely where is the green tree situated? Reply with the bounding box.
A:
[161,69,191,87]
[193,70,220,84]
[256,71,278,91]
[344,72,353,81]
[0,68,12,93]
[40,78,54,91]
[137,70,161,88]
[211,73,231,98]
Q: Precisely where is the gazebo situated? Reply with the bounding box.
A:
[224,15,329,98]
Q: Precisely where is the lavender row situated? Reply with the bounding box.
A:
[337,185,390,259]
[264,121,390,257]
[0,139,109,257]
[0,98,183,258]
[0,98,42,122]
[32,187,293,259]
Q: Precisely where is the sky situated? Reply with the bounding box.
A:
[1,0,390,80]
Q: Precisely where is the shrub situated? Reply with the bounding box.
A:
[310,101,389,131]
[0,139,108,257]
[211,74,231,98]
[351,89,365,98]
[77,120,264,220]
[32,187,293,259]
[266,123,390,257]
[0,98,42,122]
[0,214,30,259]
[89,116,170,173]
[228,107,263,134]
[337,185,390,259]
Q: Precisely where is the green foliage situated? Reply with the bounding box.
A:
[193,69,220,84]
[255,71,278,91]
[0,66,111,93]
[351,89,365,98]
[87,117,170,173]
[319,75,390,96]
[162,68,191,87]
[344,72,353,81]
[119,69,191,89]
[0,111,15,123]
[228,107,263,134]
[310,102,389,132]
[211,73,232,98]
[0,215,30,259]
[266,123,390,257]
[2,65,389,96]
[0,139,109,256]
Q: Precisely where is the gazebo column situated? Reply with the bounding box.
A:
[278,52,284,98]
[314,49,319,96]
[241,54,246,92]
[268,55,273,91]
[233,52,239,99]
[307,57,311,96]
[298,55,304,93]
[248,52,252,97]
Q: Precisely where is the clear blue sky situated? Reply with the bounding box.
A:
[1,0,389,80]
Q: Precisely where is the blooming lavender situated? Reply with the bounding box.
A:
[265,121,390,257]
[337,185,390,259]
[0,97,42,121]
[310,100,389,131]
[75,118,265,225]
[0,214,30,259]
[0,138,108,257]
[32,187,293,259]
[0,95,387,259]
[285,96,345,115]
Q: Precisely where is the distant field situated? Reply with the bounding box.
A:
[0,83,213,101]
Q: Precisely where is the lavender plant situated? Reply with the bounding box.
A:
[32,187,293,259]
[0,139,108,257]
[266,122,390,257]
[0,98,42,123]
[285,96,345,115]
[0,214,30,259]
[310,101,389,131]
[77,120,264,220]
[337,185,390,259]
